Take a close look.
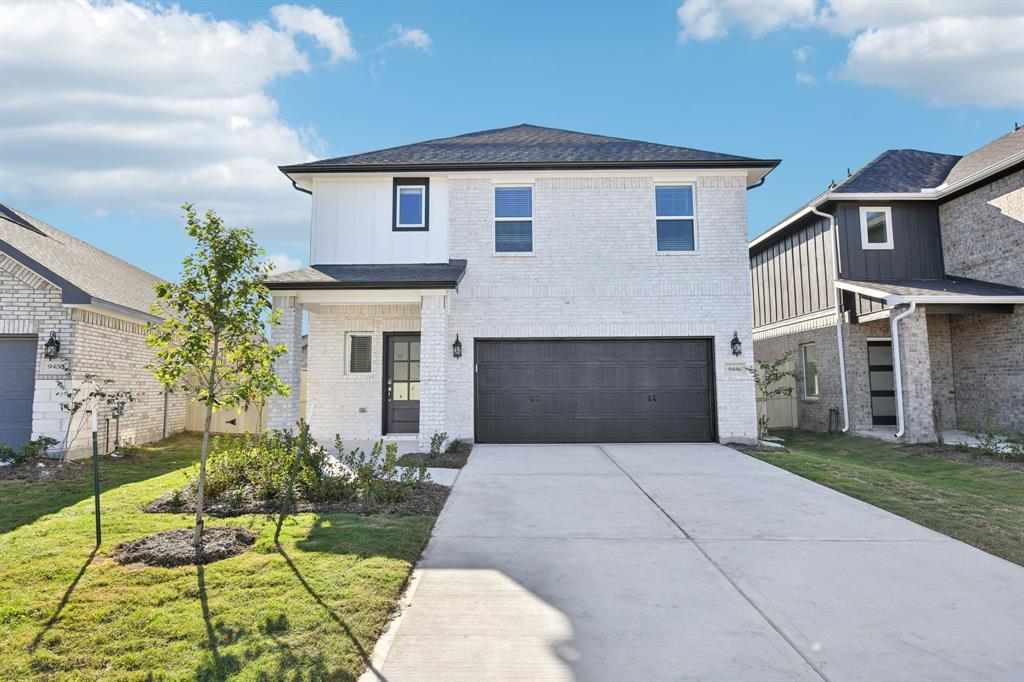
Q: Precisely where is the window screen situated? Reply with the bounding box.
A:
[349,335,372,373]
[495,186,533,252]
[802,343,819,398]
[397,187,424,226]
[655,185,696,251]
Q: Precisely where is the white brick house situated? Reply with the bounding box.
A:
[0,205,185,458]
[267,125,778,449]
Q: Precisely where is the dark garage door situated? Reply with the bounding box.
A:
[475,339,715,443]
[0,336,37,449]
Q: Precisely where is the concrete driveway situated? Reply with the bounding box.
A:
[364,443,1024,681]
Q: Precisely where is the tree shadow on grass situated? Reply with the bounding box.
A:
[277,545,386,682]
[29,547,97,652]
[194,564,242,682]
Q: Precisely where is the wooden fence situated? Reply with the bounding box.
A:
[756,359,798,431]
[185,371,307,434]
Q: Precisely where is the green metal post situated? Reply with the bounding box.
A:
[91,411,101,547]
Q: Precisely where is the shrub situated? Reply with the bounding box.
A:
[445,438,463,454]
[2,437,59,465]
[429,432,448,458]
[336,437,427,504]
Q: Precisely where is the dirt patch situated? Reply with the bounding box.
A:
[727,442,790,456]
[398,446,472,470]
[144,482,450,518]
[0,453,140,483]
[113,526,257,567]
[897,444,1024,471]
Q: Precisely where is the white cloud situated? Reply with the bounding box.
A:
[271,4,357,63]
[0,1,355,252]
[381,24,432,52]
[796,72,817,86]
[675,0,1024,108]
[793,45,816,85]
[793,45,812,64]
[267,252,304,273]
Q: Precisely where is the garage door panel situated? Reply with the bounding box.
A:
[475,339,714,443]
[0,337,37,449]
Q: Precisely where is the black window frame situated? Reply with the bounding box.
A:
[392,177,430,231]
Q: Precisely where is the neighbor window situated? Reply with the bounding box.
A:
[495,186,533,252]
[801,343,819,398]
[393,178,429,230]
[859,206,893,250]
[655,185,696,251]
[348,334,372,374]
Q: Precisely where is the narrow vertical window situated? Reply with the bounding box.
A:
[495,186,533,253]
[393,178,429,230]
[801,343,819,398]
[655,185,696,251]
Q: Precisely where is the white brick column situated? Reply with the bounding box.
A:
[896,304,938,443]
[268,295,303,430]
[418,293,448,450]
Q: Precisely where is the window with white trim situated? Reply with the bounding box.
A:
[494,186,533,253]
[393,178,428,230]
[655,185,696,251]
[348,334,372,374]
[801,343,819,398]
[859,206,893,250]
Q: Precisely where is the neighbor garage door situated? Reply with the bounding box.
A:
[0,336,37,449]
[475,339,714,443]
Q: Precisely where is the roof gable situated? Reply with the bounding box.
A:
[832,149,962,194]
[281,124,778,172]
[943,127,1024,187]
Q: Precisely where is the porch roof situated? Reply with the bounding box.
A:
[266,260,467,290]
[835,276,1024,305]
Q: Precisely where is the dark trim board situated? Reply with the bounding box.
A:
[473,337,718,444]
[392,177,430,232]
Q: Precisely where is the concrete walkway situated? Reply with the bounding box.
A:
[363,443,1024,682]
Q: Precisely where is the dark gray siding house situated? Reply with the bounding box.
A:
[749,128,1024,442]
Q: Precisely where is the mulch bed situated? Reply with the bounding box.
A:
[113,526,257,567]
[727,442,790,456]
[144,482,450,518]
[0,453,137,483]
[897,443,1024,471]
[398,443,473,469]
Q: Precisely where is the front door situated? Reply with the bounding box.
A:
[385,334,421,434]
[867,340,897,426]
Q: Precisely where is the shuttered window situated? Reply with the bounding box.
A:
[495,186,533,252]
[349,335,372,373]
[655,185,696,252]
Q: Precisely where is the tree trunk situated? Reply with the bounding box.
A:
[194,335,220,549]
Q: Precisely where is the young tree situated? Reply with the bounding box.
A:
[750,352,798,442]
[147,204,289,548]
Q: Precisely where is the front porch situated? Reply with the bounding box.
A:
[265,261,467,451]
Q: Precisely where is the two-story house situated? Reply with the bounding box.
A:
[266,124,778,449]
[749,128,1024,443]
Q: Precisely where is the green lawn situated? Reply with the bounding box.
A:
[0,433,435,681]
[746,431,1024,566]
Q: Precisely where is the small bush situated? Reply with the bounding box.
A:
[429,432,448,458]
[336,437,427,504]
[445,438,463,454]
[2,437,59,465]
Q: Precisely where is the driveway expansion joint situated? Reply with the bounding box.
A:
[593,444,832,682]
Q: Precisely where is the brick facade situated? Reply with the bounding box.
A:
[1,253,185,458]
[268,295,304,431]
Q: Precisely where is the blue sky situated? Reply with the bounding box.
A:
[1,0,1021,280]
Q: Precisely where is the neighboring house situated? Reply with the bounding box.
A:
[749,128,1024,442]
[266,124,779,448]
[0,204,186,457]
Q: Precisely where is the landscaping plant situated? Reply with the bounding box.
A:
[55,372,135,460]
[335,436,427,504]
[429,431,448,458]
[749,352,798,442]
[147,204,289,548]
[0,436,59,466]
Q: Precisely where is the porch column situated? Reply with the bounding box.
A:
[268,295,303,430]
[418,293,448,451]
[894,304,938,443]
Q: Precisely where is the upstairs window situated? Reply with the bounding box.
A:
[495,186,533,253]
[393,178,429,230]
[859,206,893,250]
[348,334,372,374]
[655,185,696,252]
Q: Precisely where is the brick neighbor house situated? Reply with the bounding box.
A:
[749,127,1024,442]
[0,204,186,458]
[266,124,779,449]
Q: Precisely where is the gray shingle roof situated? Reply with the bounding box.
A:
[831,149,962,194]
[838,276,1024,300]
[943,127,1024,187]
[0,204,163,316]
[280,124,778,172]
[265,260,467,290]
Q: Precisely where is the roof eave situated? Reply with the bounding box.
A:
[279,158,781,175]
[266,280,461,291]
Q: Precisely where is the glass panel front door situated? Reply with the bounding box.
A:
[867,340,897,426]
[385,335,421,433]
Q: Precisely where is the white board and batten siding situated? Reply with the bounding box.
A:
[310,176,450,265]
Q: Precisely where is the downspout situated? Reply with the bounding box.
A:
[810,205,849,432]
[890,301,917,439]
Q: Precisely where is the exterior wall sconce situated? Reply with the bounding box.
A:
[43,331,61,359]
[730,331,742,357]
[452,334,462,359]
